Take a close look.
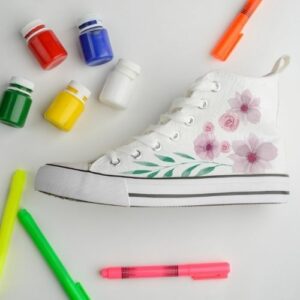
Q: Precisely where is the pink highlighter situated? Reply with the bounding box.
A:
[100,262,230,280]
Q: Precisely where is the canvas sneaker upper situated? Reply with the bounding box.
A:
[88,56,290,179]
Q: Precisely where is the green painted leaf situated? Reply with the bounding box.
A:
[174,152,195,160]
[134,161,160,167]
[124,170,152,174]
[181,164,199,177]
[155,154,175,163]
[164,168,174,177]
[195,166,216,177]
[147,170,160,178]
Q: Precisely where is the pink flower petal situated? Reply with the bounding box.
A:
[248,160,271,173]
[232,141,250,156]
[212,143,220,157]
[234,109,247,121]
[198,152,207,160]
[248,133,260,151]
[229,154,249,173]
[194,145,205,156]
[194,133,207,147]
[197,139,206,148]
[247,108,261,124]
[250,97,260,107]
[207,150,214,160]
[228,97,241,109]
[256,142,278,161]
[241,89,252,104]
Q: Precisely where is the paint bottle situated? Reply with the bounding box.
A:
[0,77,34,128]
[21,19,68,70]
[78,14,113,66]
[99,59,141,109]
[44,81,91,131]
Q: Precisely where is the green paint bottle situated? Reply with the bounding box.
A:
[0,77,34,128]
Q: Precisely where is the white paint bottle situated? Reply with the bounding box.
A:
[99,59,141,109]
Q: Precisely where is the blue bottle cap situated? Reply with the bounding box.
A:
[78,14,103,32]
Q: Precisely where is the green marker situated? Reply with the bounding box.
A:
[18,209,90,300]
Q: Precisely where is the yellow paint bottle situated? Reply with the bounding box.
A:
[44,80,91,131]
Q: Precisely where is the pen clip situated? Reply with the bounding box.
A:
[191,272,229,280]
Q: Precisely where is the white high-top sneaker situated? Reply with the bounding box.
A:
[35,56,290,207]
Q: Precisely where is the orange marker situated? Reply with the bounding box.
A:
[211,0,262,61]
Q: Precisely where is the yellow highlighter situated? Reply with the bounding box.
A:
[0,170,27,277]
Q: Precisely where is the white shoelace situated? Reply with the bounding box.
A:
[107,78,220,165]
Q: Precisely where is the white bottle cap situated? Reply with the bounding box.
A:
[116,59,141,80]
[68,80,91,101]
[10,76,34,91]
[21,19,45,38]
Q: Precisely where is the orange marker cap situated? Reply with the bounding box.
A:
[211,0,262,61]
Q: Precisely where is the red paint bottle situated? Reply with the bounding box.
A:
[21,19,68,70]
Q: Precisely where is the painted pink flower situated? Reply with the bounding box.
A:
[228,89,261,124]
[221,141,231,153]
[219,112,240,132]
[229,134,278,173]
[203,121,214,133]
[194,133,220,160]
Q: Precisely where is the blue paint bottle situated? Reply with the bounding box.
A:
[78,14,113,66]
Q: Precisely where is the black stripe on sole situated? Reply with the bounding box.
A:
[129,191,290,198]
[39,189,286,208]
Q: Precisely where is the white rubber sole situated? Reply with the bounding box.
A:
[35,164,290,207]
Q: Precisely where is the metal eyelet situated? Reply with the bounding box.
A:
[110,158,121,166]
[131,150,142,159]
[152,142,161,151]
[198,99,208,109]
[184,116,195,126]
[212,81,221,92]
[170,132,180,141]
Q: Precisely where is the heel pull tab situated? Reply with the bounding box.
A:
[266,55,290,76]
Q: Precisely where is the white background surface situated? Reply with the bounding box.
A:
[0,0,299,299]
